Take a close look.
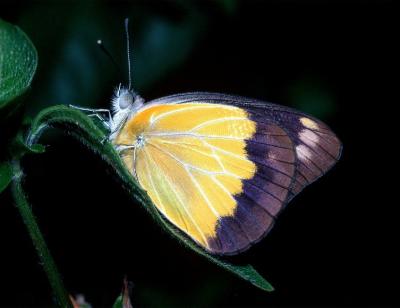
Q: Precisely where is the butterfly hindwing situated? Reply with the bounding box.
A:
[114,93,342,255]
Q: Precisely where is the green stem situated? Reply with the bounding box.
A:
[11,160,73,308]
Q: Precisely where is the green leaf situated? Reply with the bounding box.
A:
[0,161,12,194]
[0,18,37,111]
[27,105,274,292]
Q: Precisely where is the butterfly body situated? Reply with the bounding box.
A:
[109,91,342,255]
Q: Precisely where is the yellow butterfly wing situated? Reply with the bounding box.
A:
[114,102,299,254]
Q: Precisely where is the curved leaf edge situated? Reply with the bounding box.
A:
[27,105,274,292]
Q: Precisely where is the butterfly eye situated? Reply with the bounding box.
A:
[119,93,133,109]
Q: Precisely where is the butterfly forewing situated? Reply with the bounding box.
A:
[114,93,342,255]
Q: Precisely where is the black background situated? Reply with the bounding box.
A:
[0,0,397,307]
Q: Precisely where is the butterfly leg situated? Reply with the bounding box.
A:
[100,124,126,145]
[68,105,114,129]
[116,144,139,179]
[115,144,135,153]
[88,113,111,129]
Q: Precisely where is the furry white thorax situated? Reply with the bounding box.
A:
[109,86,144,141]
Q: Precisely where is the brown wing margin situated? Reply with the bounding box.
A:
[207,122,297,254]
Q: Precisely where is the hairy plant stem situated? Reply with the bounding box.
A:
[11,160,72,308]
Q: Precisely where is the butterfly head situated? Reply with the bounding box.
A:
[108,85,144,141]
[112,85,144,114]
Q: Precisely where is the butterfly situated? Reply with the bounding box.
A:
[85,19,342,256]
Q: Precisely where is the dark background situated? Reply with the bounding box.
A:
[0,0,397,307]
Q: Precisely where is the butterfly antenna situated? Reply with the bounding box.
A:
[97,39,121,74]
[125,18,132,90]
